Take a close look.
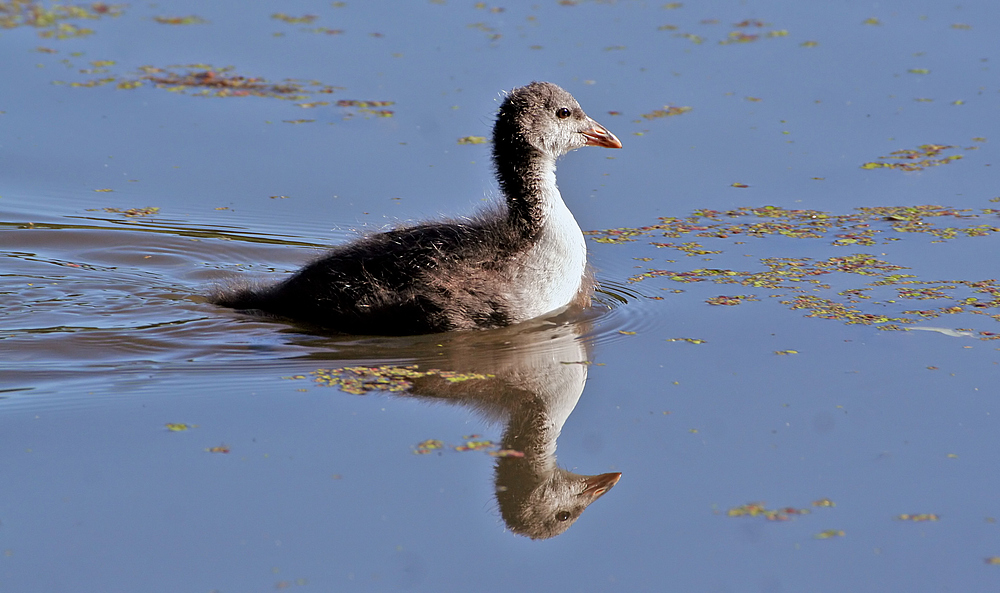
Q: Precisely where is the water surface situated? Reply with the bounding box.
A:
[1,1,998,591]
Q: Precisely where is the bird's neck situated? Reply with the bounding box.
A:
[494,143,560,239]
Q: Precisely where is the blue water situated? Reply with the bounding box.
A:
[2,1,998,591]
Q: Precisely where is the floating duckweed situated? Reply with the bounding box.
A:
[815,529,845,539]
[153,15,205,25]
[640,105,692,119]
[458,136,488,145]
[861,144,964,171]
[725,501,812,521]
[589,205,1000,337]
[313,366,493,395]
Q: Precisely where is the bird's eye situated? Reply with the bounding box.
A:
[555,107,571,119]
[556,511,572,522]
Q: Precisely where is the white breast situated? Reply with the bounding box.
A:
[509,170,587,321]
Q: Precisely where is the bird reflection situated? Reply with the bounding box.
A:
[308,312,621,539]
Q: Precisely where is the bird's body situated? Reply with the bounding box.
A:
[210,82,621,334]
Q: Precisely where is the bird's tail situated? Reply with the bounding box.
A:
[207,279,274,311]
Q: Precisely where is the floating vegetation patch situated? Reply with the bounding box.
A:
[311,365,493,395]
[56,64,347,102]
[719,28,788,45]
[467,21,501,41]
[673,32,703,44]
[588,204,999,246]
[0,1,124,38]
[650,241,721,256]
[413,434,524,457]
[861,144,969,171]
[413,439,444,454]
[665,337,707,344]
[723,500,836,521]
[335,99,395,118]
[706,294,757,306]
[303,27,343,35]
[457,136,488,145]
[152,15,205,25]
[815,529,845,539]
[663,17,790,46]
[87,206,160,217]
[133,65,338,100]
[473,3,505,13]
[588,204,1000,338]
[271,13,318,25]
[640,105,692,120]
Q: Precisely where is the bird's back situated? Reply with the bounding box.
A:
[212,217,527,333]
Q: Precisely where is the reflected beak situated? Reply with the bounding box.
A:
[581,122,623,149]
[581,472,623,497]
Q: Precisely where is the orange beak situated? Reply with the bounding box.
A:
[581,472,623,497]
[581,123,623,149]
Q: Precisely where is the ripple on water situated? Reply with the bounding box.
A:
[1,209,656,410]
[585,276,679,348]
[2,214,349,355]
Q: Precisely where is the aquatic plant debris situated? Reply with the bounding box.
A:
[136,65,335,100]
[335,100,395,118]
[815,529,845,539]
[454,439,495,452]
[659,15,790,46]
[861,144,967,171]
[674,32,704,44]
[0,1,125,38]
[640,105,692,120]
[588,204,1000,339]
[724,501,821,521]
[650,241,721,256]
[58,64,346,102]
[491,449,525,458]
[271,13,318,24]
[706,295,757,306]
[88,207,160,217]
[413,436,523,458]
[413,439,444,454]
[153,15,205,25]
[896,513,940,522]
[312,366,494,395]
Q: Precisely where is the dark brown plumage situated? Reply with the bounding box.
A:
[209,82,621,334]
